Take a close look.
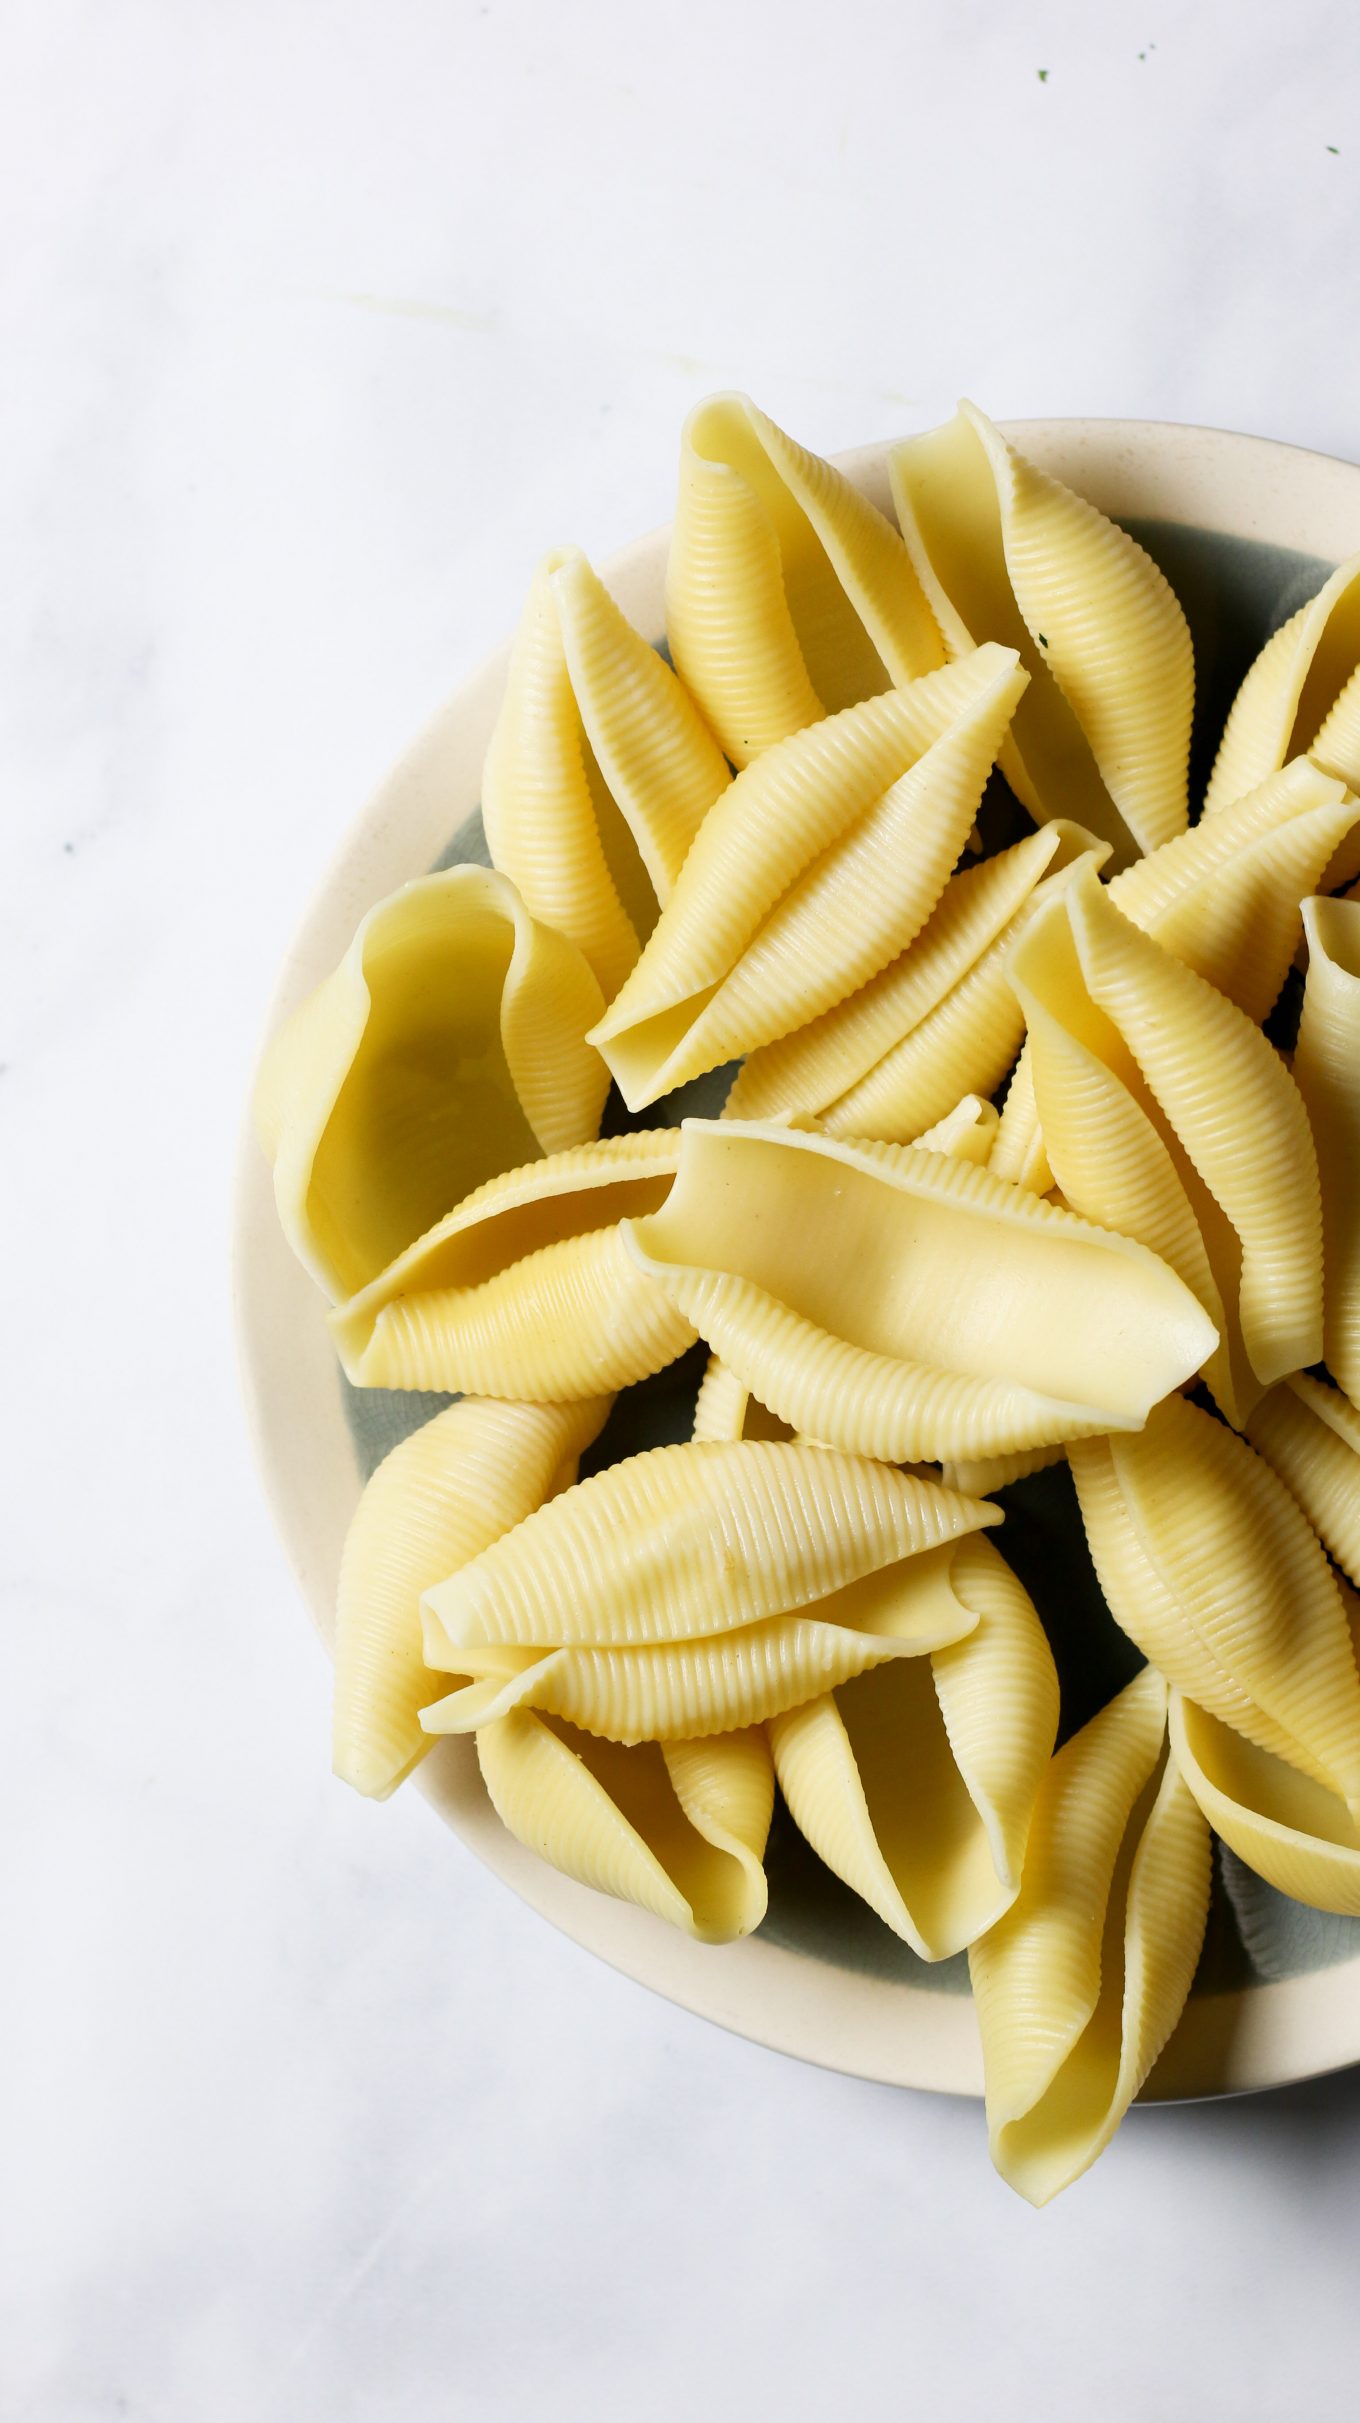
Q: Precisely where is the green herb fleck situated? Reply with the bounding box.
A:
[1037,633,1049,648]
[1037,67,1049,82]
[1327,144,1340,154]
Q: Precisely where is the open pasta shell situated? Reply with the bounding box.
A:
[1245,1371,1360,1587]
[253,865,608,1301]
[770,1537,1059,1960]
[1169,1646,1360,1920]
[328,1133,695,1400]
[1205,551,1360,815]
[477,1713,773,1941]
[665,392,943,765]
[483,547,731,996]
[1069,1393,1360,1816]
[890,401,1192,870]
[589,650,1028,1110]
[621,1118,1217,1465]
[333,1395,611,1799]
[969,1668,1210,2206]
[1293,895,1360,1408]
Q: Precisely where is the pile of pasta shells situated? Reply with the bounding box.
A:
[256,396,1360,2205]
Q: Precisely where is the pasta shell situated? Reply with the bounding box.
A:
[769,1537,1059,1960]
[969,1668,1211,2206]
[691,1356,795,1445]
[1068,1393,1360,1815]
[333,1395,611,1799]
[1204,552,1360,815]
[482,548,731,995]
[941,1444,1066,1497]
[1245,1371,1360,1587]
[1169,1661,1360,1919]
[589,651,1027,1110]
[328,1134,696,1400]
[890,402,1193,869]
[621,1118,1217,1464]
[1293,896,1360,1407]
[665,392,943,765]
[253,866,608,1301]
[726,820,1106,1133]
[909,1093,999,1164]
[476,1712,773,1941]
[987,1049,1052,1195]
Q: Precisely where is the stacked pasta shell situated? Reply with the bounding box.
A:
[255,397,1360,2205]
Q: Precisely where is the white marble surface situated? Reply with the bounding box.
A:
[7,2,1360,2415]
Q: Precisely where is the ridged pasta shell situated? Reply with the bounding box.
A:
[1293,896,1360,1407]
[665,393,943,766]
[588,651,1028,1110]
[890,402,1193,869]
[1169,1664,1360,1919]
[328,1134,696,1400]
[1245,1371,1360,1586]
[476,1712,773,1941]
[769,1537,1059,1960]
[988,1049,1052,1195]
[909,1093,999,1164]
[1204,552,1360,815]
[726,820,1106,1133]
[622,1119,1218,1464]
[333,1396,611,1799]
[691,1356,795,1445]
[482,548,732,995]
[969,1668,1211,2206]
[1109,757,1359,1023]
[1068,1393,1360,1815]
[253,866,608,1301]
[941,1444,1066,1497]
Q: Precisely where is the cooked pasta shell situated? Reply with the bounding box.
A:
[969,1668,1211,2206]
[691,1356,795,1445]
[665,393,943,765]
[770,1537,1059,1959]
[909,1093,999,1163]
[1245,1371,1360,1586]
[333,1395,611,1799]
[482,548,732,996]
[621,1119,1217,1464]
[476,1712,773,1940]
[328,1134,696,1400]
[1069,1393,1360,1815]
[1169,1665,1360,1919]
[422,1439,996,1655]
[1293,896,1360,1407]
[941,1444,1066,1497]
[589,651,1026,1111]
[1204,552,1360,815]
[890,402,1193,869]
[254,866,608,1301]
[726,820,1105,1134]
[1109,757,1359,1023]
[987,1048,1052,1195]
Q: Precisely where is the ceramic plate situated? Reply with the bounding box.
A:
[234,418,1360,2100]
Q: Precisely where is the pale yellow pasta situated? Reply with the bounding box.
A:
[328,1134,696,1400]
[1204,552,1360,815]
[334,1396,610,1799]
[726,820,1105,1135]
[665,392,943,765]
[1170,1654,1360,1919]
[769,1537,1058,1960]
[987,1049,1052,1195]
[254,866,608,1301]
[969,1668,1211,2207]
[1245,1372,1360,1586]
[890,402,1192,869]
[909,1093,1000,1163]
[1069,1394,1360,1815]
[476,1711,773,1941]
[588,650,1027,1110]
[482,547,732,995]
[691,1356,795,1445]
[621,1118,1216,1465]
[941,1444,1066,1497]
[1293,895,1360,1407]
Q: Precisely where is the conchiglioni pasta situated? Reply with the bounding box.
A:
[334,1395,611,1799]
[769,1536,1058,1960]
[1245,1372,1360,1587]
[1069,1393,1360,1816]
[725,820,1107,1137]
[1169,1643,1360,1919]
[969,1668,1211,2207]
[483,547,732,996]
[621,1118,1216,1464]
[665,393,943,765]
[1205,551,1360,816]
[477,1712,774,1941]
[328,1134,696,1400]
[254,866,608,1301]
[588,650,1028,1110]
[1292,895,1360,1408]
[890,401,1192,869]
